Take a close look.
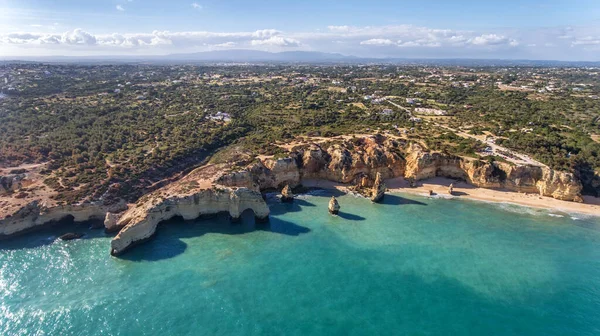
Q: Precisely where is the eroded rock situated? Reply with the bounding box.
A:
[370,172,386,203]
[59,232,84,241]
[329,196,340,215]
[281,185,294,203]
[110,187,269,256]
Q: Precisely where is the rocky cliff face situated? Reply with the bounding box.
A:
[217,135,405,192]
[215,157,301,192]
[216,137,583,203]
[301,136,405,183]
[404,143,583,202]
[110,187,269,255]
[0,201,114,237]
[0,135,586,255]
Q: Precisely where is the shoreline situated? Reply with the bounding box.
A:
[301,177,600,217]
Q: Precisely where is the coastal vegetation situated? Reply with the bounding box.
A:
[1,63,599,205]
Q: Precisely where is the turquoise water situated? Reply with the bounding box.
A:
[2,191,600,336]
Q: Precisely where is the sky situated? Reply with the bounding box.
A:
[1,0,600,60]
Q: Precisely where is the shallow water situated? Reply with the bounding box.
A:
[2,191,600,336]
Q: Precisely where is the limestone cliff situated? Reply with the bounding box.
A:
[215,157,301,191]
[0,135,586,254]
[404,143,583,202]
[108,163,270,255]
[0,201,113,237]
[217,137,583,203]
[301,136,405,183]
[217,135,405,193]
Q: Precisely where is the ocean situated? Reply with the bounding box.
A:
[1,191,600,335]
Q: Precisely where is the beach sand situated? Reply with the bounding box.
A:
[302,177,600,217]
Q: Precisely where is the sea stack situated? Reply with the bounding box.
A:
[281,184,294,203]
[448,183,454,195]
[370,172,386,203]
[328,196,340,215]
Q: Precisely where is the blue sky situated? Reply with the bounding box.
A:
[1,0,600,60]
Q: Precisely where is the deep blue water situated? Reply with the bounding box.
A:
[1,191,600,336]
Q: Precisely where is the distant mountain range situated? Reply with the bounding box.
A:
[2,50,600,67]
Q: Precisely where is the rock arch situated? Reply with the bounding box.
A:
[110,187,269,256]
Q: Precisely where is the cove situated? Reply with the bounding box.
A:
[1,191,600,336]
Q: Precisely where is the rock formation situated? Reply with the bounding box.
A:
[59,232,84,241]
[0,201,115,238]
[328,196,340,215]
[110,186,269,256]
[281,185,294,203]
[216,136,583,202]
[403,143,583,202]
[370,172,386,203]
[0,134,587,255]
[104,212,122,233]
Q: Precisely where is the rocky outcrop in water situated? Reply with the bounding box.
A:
[328,196,340,215]
[281,185,294,203]
[370,172,386,203]
[59,232,84,241]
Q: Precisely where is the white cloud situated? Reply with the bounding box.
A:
[327,26,351,33]
[116,5,125,12]
[251,29,281,39]
[360,38,396,46]
[191,3,202,10]
[469,34,518,46]
[61,29,97,45]
[571,36,600,46]
[0,28,299,51]
[2,24,600,60]
[251,36,300,47]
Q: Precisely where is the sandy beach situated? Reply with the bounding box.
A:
[302,177,600,217]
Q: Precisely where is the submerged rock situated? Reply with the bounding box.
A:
[328,196,340,215]
[281,185,294,203]
[370,172,386,203]
[59,232,84,241]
